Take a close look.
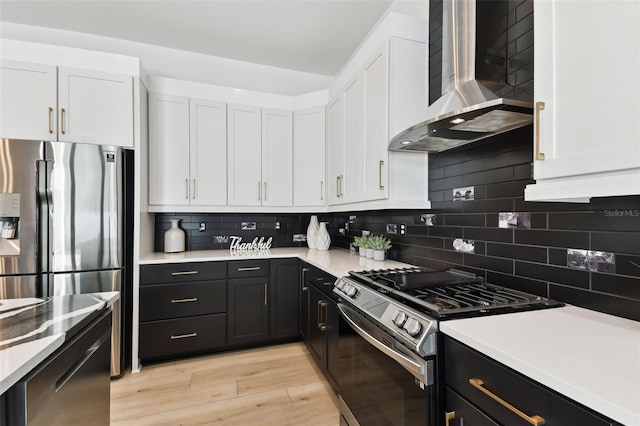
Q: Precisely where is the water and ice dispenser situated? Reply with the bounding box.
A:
[0,193,20,255]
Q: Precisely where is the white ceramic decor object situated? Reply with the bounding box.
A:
[315,222,331,250]
[164,219,185,253]
[374,250,385,261]
[366,248,374,259]
[307,215,319,249]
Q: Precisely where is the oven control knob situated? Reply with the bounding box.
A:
[345,285,358,298]
[392,311,408,327]
[403,318,422,337]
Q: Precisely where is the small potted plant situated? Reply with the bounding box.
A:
[353,235,368,257]
[371,235,392,260]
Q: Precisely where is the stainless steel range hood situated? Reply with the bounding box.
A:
[389,0,533,153]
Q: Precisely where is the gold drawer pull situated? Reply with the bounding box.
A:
[170,332,197,340]
[171,297,198,304]
[469,378,545,425]
[445,411,456,426]
[535,101,545,160]
[171,271,198,276]
[238,266,261,272]
[316,277,324,281]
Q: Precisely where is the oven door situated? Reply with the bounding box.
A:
[337,303,438,426]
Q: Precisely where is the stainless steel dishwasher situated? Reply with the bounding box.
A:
[4,310,112,426]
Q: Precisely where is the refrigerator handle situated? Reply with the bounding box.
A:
[36,159,54,297]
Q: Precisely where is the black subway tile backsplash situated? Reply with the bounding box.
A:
[153,127,640,321]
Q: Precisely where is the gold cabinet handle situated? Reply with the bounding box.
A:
[170,332,197,340]
[320,181,324,201]
[193,179,196,199]
[60,108,66,134]
[264,283,268,305]
[185,178,189,199]
[469,378,545,425]
[535,101,545,160]
[318,300,327,331]
[258,181,261,200]
[48,107,54,134]
[171,297,198,304]
[301,268,309,292]
[336,176,340,198]
[171,271,198,276]
[445,411,456,426]
[263,182,267,201]
[379,160,385,190]
[238,266,261,272]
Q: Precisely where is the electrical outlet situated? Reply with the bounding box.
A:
[275,221,281,230]
[400,223,406,236]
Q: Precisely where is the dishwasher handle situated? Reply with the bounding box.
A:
[337,303,430,385]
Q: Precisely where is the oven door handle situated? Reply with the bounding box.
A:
[337,303,428,384]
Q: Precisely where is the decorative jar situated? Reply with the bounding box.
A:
[307,215,319,249]
[315,222,331,250]
[164,219,185,253]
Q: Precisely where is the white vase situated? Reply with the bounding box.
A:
[307,215,319,249]
[373,250,385,261]
[164,219,185,253]
[366,248,374,259]
[359,247,366,257]
[315,222,331,250]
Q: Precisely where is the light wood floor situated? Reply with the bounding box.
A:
[110,342,340,426]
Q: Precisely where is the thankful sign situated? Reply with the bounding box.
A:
[229,236,273,252]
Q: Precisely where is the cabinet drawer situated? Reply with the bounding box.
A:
[140,280,226,322]
[140,262,226,285]
[446,387,499,426]
[303,264,337,298]
[139,314,226,360]
[444,337,613,426]
[228,259,269,278]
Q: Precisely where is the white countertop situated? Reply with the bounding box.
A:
[140,247,412,278]
[0,292,119,395]
[440,306,640,426]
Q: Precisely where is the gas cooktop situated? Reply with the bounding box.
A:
[346,267,563,320]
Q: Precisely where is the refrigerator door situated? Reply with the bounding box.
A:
[52,269,122,377]
[0,275,38,299]
[47,142,122,273]
[0,139,44,278]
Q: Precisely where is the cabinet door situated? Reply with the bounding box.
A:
[58,67,133,147]
[294,106,326,206]
[342,74,363,203]
[324,297,340,393]
[189,98,227,206]
[228,104,262,206]
[148,93,190,205]
[262,108,293,206]
[300,266,311,341]
[362,44,389,201]
[269,258,299,339]
[0,60,57,141]
[227,277,269,345]
[307,284,327,368]
[327,96,344,205]
[528,0,640,200]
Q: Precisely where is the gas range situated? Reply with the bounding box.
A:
[333,267,562,357]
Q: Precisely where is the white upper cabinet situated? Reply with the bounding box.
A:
[0,60,57,140]
[148,94,227,207]
[0,60,133,147]
[227,104,263,206]
[362,44,389,201]
[189,98,227,206]
[525,0,640,202]
[327,96,345,205]
[294,106,326,207]
[148,93,190,206]
[228,104,293,207]
[342,74,363,204]
[261,108,293,207]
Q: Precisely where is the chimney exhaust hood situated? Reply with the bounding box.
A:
[389,0,533,153]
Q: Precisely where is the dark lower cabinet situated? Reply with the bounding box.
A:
[299,267,310,340]
[302,262,339,393]
[269,258,299,339]
[444,336,618,426]
[227,277,270,346]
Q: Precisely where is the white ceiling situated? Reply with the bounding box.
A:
[0,0,403,76]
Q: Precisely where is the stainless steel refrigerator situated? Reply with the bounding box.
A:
[0,138,124,377]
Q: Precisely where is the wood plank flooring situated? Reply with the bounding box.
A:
[110,342,340,426]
